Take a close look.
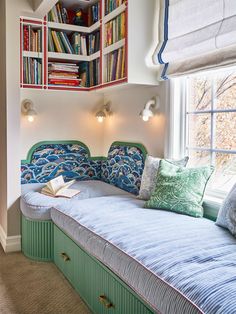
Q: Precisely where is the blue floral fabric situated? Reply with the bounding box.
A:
[101,145,145,195]
[21,144,101,184]
[21,142,146,195]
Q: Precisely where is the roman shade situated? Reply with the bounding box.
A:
[153,0,236,79]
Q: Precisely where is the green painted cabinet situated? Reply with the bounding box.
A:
[54,225,154,314]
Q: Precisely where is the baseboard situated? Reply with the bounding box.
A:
[0,225,21,253]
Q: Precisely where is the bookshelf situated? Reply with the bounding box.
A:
[20,0,157,91]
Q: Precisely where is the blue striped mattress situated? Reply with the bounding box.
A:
[51,196,236,314]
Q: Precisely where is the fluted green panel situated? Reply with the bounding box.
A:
[54,225,154,314]
[21,215,54,261]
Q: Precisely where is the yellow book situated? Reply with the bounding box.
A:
[121,47,125,78]
[51,31,62,53]
[121,12,125,38]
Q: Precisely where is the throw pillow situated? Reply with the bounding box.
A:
[138,155,189,200]
[216,183,236,236]
[145,160,214,217]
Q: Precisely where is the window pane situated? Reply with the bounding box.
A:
[215,112,236,150]
[216,73,236,109]
[188,77,212,111]
[187,150,211,167]
[209,153,236,192]
[188,114,211,148]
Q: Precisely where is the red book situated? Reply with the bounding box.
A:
[23,25,29,51]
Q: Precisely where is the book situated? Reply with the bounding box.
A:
[105,0,124,15]
[105,12,125,47]
[105,47,125,83]
[23,25,42,52]
[23,57,42,85]
[41,176,80,198]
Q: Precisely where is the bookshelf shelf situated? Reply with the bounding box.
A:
[48,51,100,62]
[103,38,125,55]
[20,0,158,91]
[48,21,100,34]
[23,51,43,58]
[103,3,126,23]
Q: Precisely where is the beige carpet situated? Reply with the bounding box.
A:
[0,246,91,314]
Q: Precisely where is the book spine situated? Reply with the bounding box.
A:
[62,32,74,54]
[51,31,62,53]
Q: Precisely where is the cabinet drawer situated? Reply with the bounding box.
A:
[54,226,76,286]
[54,225,154,314]
[76,247,152,314]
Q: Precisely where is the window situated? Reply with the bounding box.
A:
[184,69,236,197]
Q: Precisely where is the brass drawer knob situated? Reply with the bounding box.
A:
[99,295,113,309]
[60,252,70,262]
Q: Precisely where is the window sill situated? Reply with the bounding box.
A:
[203,194,223,221]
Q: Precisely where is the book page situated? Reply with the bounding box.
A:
[56,188,80,199]
[47,175,65,194]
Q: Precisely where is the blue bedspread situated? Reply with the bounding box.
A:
[51,196,236,314]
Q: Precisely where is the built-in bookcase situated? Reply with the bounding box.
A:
[20,0,157,92]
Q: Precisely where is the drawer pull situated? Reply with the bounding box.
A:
[60,252,70,262]
[99,295,113,309]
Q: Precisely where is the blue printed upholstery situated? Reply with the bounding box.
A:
[21,143,101,184]
[21,142,147,195]
[101,144,146,195]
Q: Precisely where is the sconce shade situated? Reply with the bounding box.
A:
[95,102,112,123]
[96,110,106,123]
[140,96,159,122]
[21,99,37,122]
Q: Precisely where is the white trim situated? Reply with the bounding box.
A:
[0,225,21,253]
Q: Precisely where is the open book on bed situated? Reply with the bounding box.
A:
[41,175,80,198]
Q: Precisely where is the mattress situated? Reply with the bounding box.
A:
[51,196,236,314]
[21,181,131,220]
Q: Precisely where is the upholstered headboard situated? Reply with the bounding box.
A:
[21,141,103,184]
[21,141,147,195]
[101,142,147,195]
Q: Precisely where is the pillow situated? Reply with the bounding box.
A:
[138,155,189,200]
[216,183,236,236]
[145,160,214,217]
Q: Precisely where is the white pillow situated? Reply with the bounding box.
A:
[138,155,189,200]
[216,183,236,236]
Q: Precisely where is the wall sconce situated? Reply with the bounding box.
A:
[140,96,160,122]
[21,99,37,123]
[95,102,112,123]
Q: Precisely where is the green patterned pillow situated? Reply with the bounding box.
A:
[145,160,214,217]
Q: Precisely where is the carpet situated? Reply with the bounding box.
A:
[0,246,90,313]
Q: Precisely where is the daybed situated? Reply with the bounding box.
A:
[20,141,236,314]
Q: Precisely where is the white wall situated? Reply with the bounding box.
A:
[20,90,105,159]
[103,83,169,157]
[0,0,7,234]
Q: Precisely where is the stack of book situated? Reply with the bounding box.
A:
[23,25,42,52]
[105,0,124,15]
[71,33,87,55]
[48,62,81,86]
[89,59,100,86]
[23,57,42,85]
[87,31,100,55]
[104,12,125,47]
[48,30,74,54]
[106,47,125,82]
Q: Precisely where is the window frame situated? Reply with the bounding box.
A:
[170,68,236,200]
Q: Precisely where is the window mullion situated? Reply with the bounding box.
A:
[211,77,216,166]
